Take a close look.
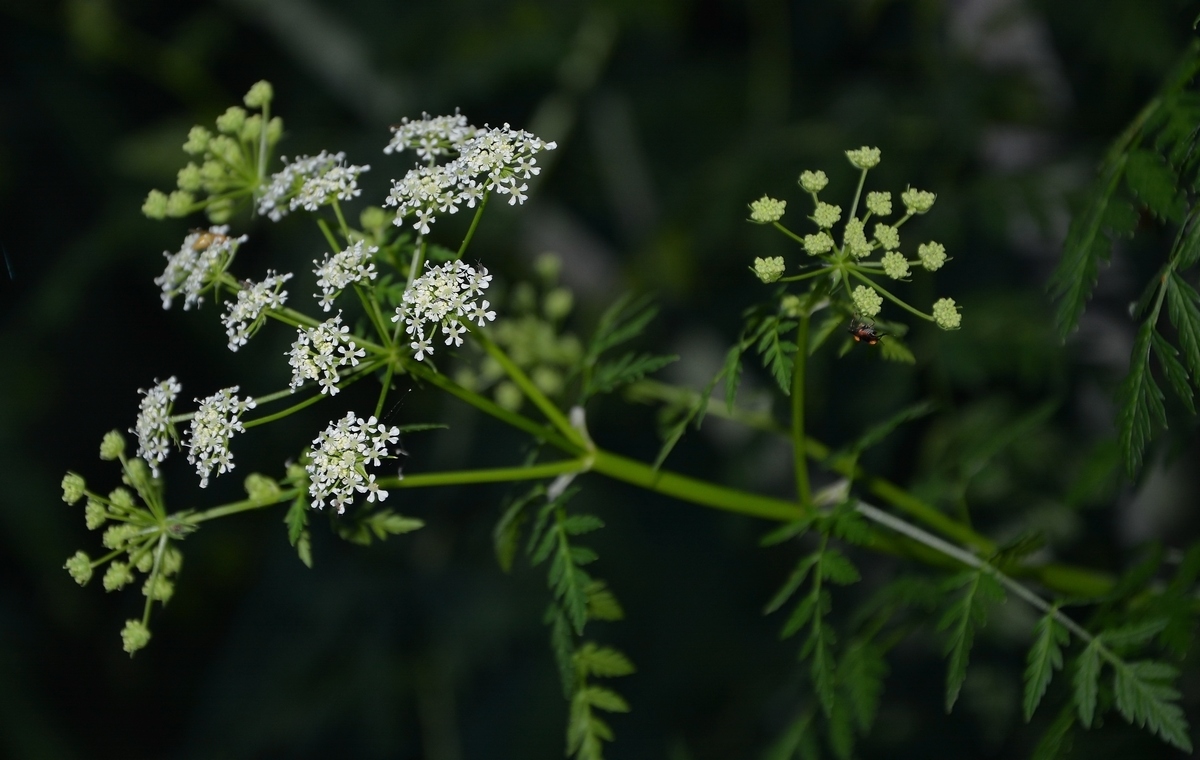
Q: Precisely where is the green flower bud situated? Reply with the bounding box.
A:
[918,241,947,271]
[798,170,828,194]
[162,547,184,576]
[109,488,135,510]
[245,473,281,505]
[360,205,388,231]
[846,146,881,169]
[121,619,151,654]
[102,524,137,550]
[142,575,174,602]
[65,551,93,586]
[84,499,108,530]
[543,288,574,321]
[206,198,233,224]
[183,125,212,155]
[135,551,154,573]
[874,223,900,251]
[532,366,564,396]
[865,191,892,217]
[62,472,86,504]
[176,163,202,192]
[902,187,936,215]
[812,202,842,229]
[208,135,240,164]
[803,232,834,256]
[495,381,523,411]
[852,285,883,317]
[123,457,150,487]
[165,190,194,218]
[843,218,871,259]
[103,561,133,591]
[881,251,910,280]
[99,430,125,460]
[780,294,803,318]
[753,256,786,284]
[243,80,274,109]
[142,189,169,220]
[266,116,284,145]
[215,106,247,134]
[749,195,787,223]
[933,297,961,329]
[240,113,263,142]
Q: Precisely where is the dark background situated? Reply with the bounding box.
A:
[1,0,1197,758]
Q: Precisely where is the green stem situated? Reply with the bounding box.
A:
[792,315,811,506]
[243,363,379,428]
[779,267,834,283]
[331,199,351,240]
[772,221,808,247]
[377,458,589,489]
[475,331,583,446]
[848,269,934,322]
[189,491,299,524]
[374,360,397,419]
[316,218,341,252]
[456,191,490,260]
[407,236,426,288]
[848,168,868,222]
[140,532,169,626]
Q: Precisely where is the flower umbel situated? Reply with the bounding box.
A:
[257,152,370,222]
[932,297,961,329]
[186,386,257,487]
[155,226,246,310]
[749,196,786,223]
[313,240,379,312]
[132,377,181,476]
[221,270,293,351]
[753,256,786,284]
[392,260,495,361]
[287,313,366,395]
[306,412,401,513]
[852,285,883,317]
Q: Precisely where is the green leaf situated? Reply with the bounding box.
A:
[1166,270,1200,381]
[1151,330,1195,413]
[820,548,861,586]
[548,606,576,697]
[1049,154,1125,339]
[807,617,837,718]
[1100,618,1168,650]
[780,593,818,639]
[760,515,817,547]
[764,554,820,614]
[841,639,888,732]
[585,581,625,621]
[844,400,936,457]
[563,514,605,536]
[1031,705,1076,760]
[1023,610,1070,721]
[992,530,1048,571]
[574,643,636,678]
[295,529,312,568]
[284,495,308,546]
[1117,318,1167,476]
[809,312,845,355]
[1101,199,1138,237]
[1073,639,1102,728]
[365,510,424,540]
[878,334,916,364]
[760,711,814,760]
[1172,208,1200,269]
[587,293,658,359]
[1112,660,1193,751]
[580,686,631,713]
[493,488,540,573]
[722,342,746,412]
[938,570,1005,712]
[1125,148,1185,222]
[586,352,678,398]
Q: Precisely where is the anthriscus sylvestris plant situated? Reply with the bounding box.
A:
[61,81,1194,758]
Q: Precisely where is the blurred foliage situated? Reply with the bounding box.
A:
[2,0,1199,758]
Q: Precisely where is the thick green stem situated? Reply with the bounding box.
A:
[791,315,811,506]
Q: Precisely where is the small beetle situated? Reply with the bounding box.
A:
[848,318,883,345]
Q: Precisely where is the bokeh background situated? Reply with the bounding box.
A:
[1,0,1198,758]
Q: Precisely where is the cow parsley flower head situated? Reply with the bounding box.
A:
[803,232,834,256]
[753,256,785,283]
[881,251,910,280]
[383,116,556,233]
[306,412,401,513]
[846,146,881,170]
[866,191,892,217]
[812,202,842,229]
[874,223,900,251]
[749,196,786,223]
[384,111,479,161]
[799,170,828,194]
[132,377,181,476]
[392,260,495,361]
[313,240,379,311]
[287,313,365,395]
[257,152,370,222]
[918,241,947,271]
[155,226,245,310]
[186,386,256,487]
[902,187,936,215]
[222,270,293,351]
[932,297,961,329]
[852,285,883,317]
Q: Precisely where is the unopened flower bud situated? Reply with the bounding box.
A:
[881,251,910,280]
[846,146,881,169]
[215,106,247,134]
[245,473,281,505]
[852,285,883,317]
[753,256,786,284]
[843,219,871,259]
[933,297,961,329]
[142,575,174,602]
[749,196,787,223]
[62,472,86,504]
[243,80,274,109]
[543,288,573,321]
[100,430,125,460]
[812,202,842,229]
[803,232,833,256]
[495,381,523,411]
[902,187,936,215]
[142,189,169,220]
[84,499,108,530]
[103,561,133,591]
[874,223,900,250]
[798,170,828,193]
[65,551,93,586]
[866,191,892,217]
[918,241,947,271]
[165,190,194,218]
[176,163,202,191]
[121,619,151,654]
[780,294,803,318]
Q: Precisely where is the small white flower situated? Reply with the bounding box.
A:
[384,111,479,160]
[306,412,402,513]
[313,241,379,311]
[392,260,496,361]
[222,270,293,351]
[287,313,362,395]
[132,377,181,475]
[186,386,256,487]
[155,226,246,310]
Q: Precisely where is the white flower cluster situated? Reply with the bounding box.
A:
[132,377,181,476]
[287,313,366,395]
[384,117,556,234]
[392,260,495,361]
[155,226,246,310]
[306,412,400,513]
[384,111,479,162]
[257,151,370,222]
[313,240,379,311]
[186,386,256,487]
[221,270,293,351]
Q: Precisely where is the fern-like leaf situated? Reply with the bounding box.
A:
[1023,610,1069,721]
[1166,270,1200,380]
[586,352,678,398]
[1111,660,1193,751]
[937,569,1005,712]
[1072,639,1102,727]
[1116,319,1166,476]
[1125,148,1186,222]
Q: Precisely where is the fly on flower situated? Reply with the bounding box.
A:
[189,228,230,251]
[848,318,883,346]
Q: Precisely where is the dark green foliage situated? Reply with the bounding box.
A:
[1024,610,1070,721]
[1032,706,1076,760]
[1116,320,1167,477]
[827,639,888,760]
[283,494,312,568]
[751,312,799,393]
[1124,148,1185,222]
[580,293,675,401]
[1110,659,1192,751]
[1072,640,1102,727]
[493,485,544,573]
[334,509,424,546]
[937,569,1006,712]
